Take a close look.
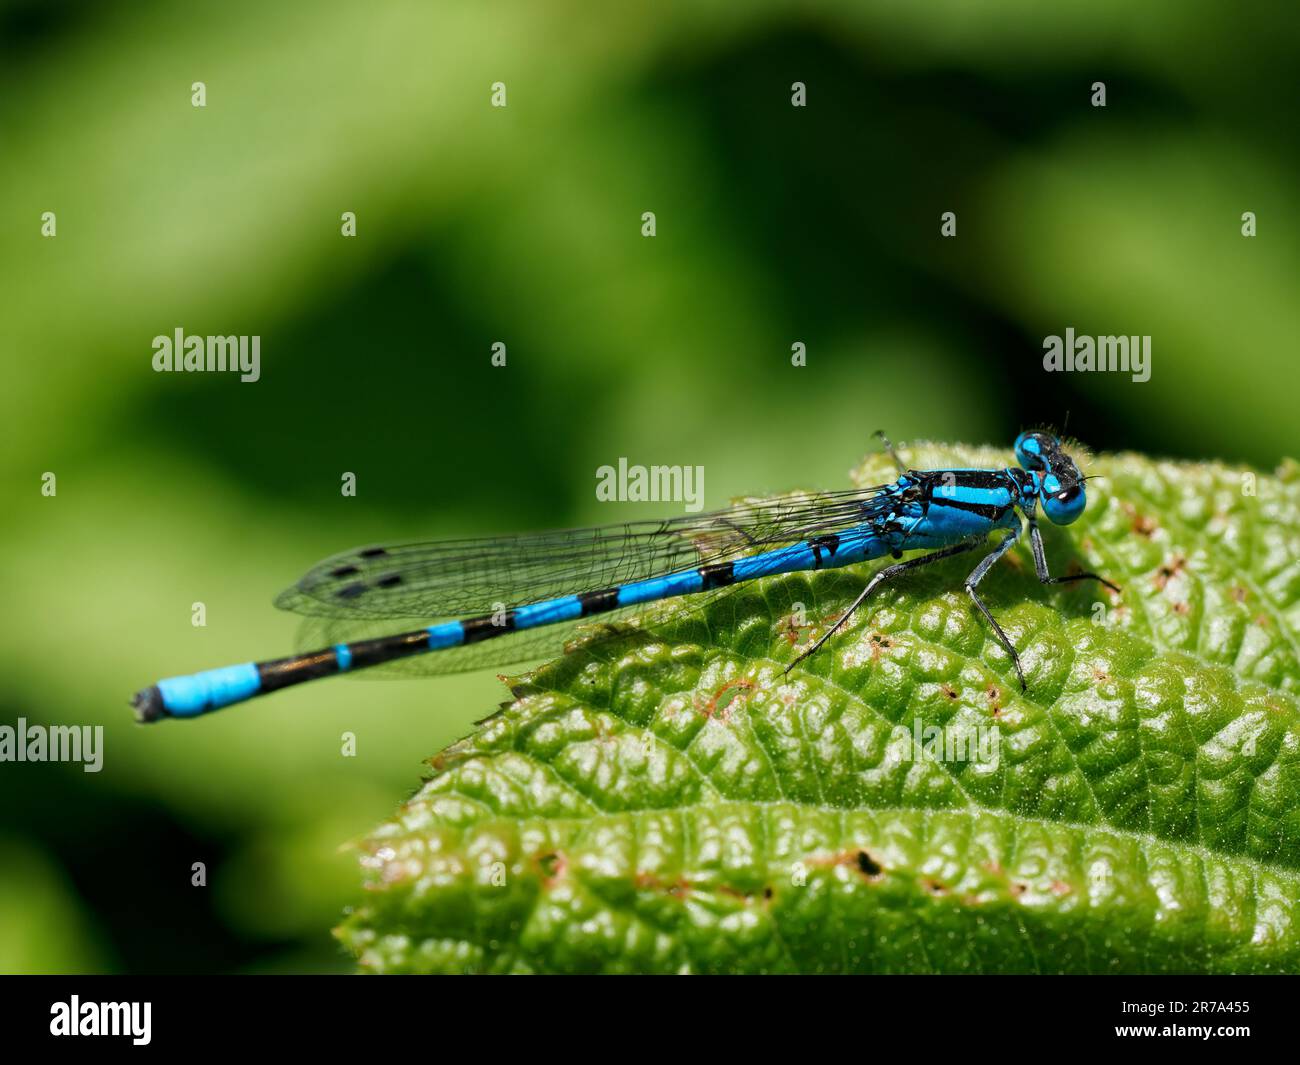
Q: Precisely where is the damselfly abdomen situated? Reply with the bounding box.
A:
[131,431,1118,722]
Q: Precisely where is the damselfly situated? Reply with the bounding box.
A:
[132,431,1118,722]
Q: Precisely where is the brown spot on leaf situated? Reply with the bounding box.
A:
[1050,880,1073,897]
[1231,585,1248,603]
[1153,555,1187,591]
[856,850,883,878]
[784,610,850,653]
[634,870,693,898]
[985,684,1003,715]
[697,677,755,721]
[921,878,947,896]
[777,613,808,646]
[538,851,566,886]
[808,849,885,882]
[1130,512,1158,538]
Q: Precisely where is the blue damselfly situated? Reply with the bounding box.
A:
[132,431,1118,722]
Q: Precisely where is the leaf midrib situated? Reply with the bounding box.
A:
[418,793,1300,885]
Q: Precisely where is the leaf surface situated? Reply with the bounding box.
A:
[337,445,1300,973]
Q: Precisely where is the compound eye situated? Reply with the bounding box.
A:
[1044,482,1086,525]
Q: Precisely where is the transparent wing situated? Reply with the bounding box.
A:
[277,487,896,677]
[274,487,896,622]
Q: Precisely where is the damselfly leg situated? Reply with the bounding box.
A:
[1026,516,1120,594]
[783,539,980,674]
[962,527,1028,690]
[873,429,908,475]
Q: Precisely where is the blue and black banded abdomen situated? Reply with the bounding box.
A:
[131,525,892,721]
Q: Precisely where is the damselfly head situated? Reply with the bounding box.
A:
[1016,430,1087,524]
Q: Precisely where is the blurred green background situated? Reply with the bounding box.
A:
[1,1,1295,973]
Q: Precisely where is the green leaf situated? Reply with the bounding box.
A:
[335,445,1300,973]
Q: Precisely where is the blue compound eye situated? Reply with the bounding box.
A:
[1042,483,1086,525]
[1014,431,1058,471]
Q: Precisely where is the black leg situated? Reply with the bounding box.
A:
[1027,517,1120,594]
[963,528,1027,690]
[873,429,908,475]
[783,540,980,675]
